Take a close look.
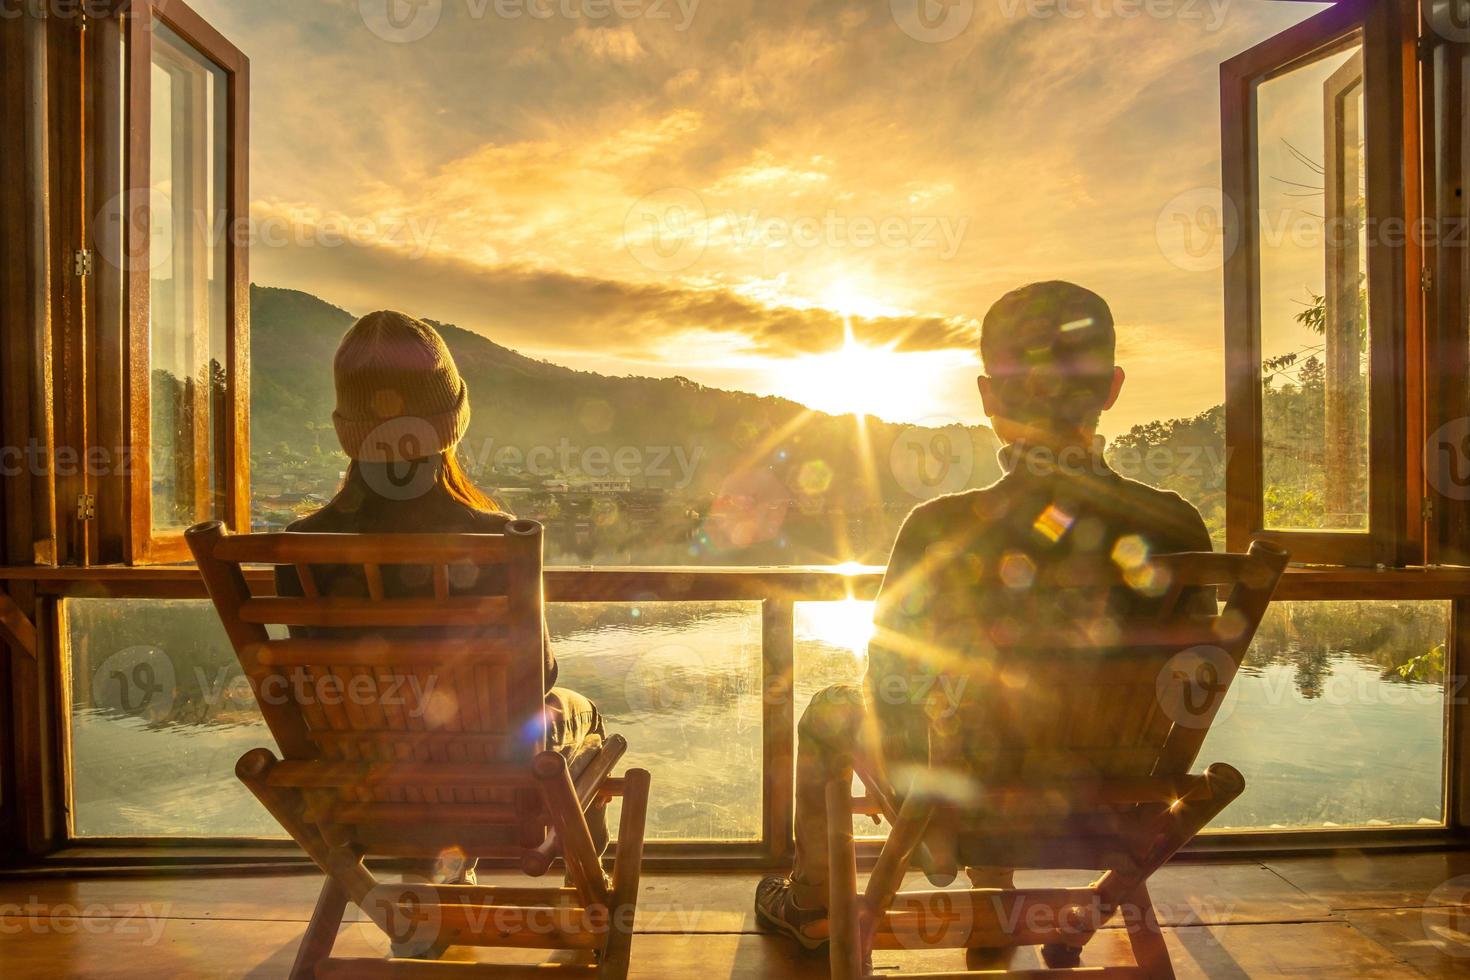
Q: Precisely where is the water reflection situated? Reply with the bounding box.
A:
[548,603,762,841]
[68,597,1447,838]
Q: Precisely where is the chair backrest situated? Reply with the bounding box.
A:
[186,519,548,854]
[924,540,1288,792]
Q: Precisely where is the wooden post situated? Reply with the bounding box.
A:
[1,0,62,862]
[223,16,251,537]
[763,597,795,862]
[86,7,128,564]
[599,767,650,980]
[1451,597,1470,835]
[825,770,863,980]
[47,8,88,566]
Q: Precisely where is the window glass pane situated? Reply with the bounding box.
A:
[67,598,763,842]
[1256,41,1370,531]
[68,592,1448,840]
[68,598,279,837]
[1201,599,1447,829]
[795,599,888,839]
[149,22,229,534]
[545,601,762,841]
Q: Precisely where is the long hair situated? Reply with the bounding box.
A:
[437,451,498,512]
[343,451,500,514]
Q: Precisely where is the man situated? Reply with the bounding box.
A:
[755,281,1213,956]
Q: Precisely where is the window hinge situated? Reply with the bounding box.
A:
[73,249,94,277]
[1421,266,1433,292]
[1422,495,1436,524]
[77,493,96,522]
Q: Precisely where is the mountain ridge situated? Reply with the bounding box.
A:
[248,283,1005,563]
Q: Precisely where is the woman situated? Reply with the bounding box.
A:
[280,310,608,898]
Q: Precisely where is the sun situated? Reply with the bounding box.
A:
[803,599,878,659]
[763,278,957,420]
[820,278,892,319]
[781,326,902,418]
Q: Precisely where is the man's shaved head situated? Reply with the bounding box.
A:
[980,281,1117,432]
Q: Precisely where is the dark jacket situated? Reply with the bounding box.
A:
[274,466,558,691]
[865,443,1214,761]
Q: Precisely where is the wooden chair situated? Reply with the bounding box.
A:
[186,519,651,980]
[825,540,1289,979]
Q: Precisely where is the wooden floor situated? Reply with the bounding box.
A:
[1,851,1469,977]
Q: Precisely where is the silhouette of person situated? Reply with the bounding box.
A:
[755,282,1214,965]
[276,311,609,949]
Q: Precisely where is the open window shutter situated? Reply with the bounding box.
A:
[121,0,250,563]
[1221,0,1421,567]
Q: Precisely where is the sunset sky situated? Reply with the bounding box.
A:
[192,0,1329,436]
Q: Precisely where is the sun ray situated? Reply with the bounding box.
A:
[723,406,820,498]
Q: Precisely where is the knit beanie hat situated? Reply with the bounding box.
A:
[331,310,471,462]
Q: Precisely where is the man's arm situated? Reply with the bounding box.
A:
[864,503,947,759]
[868,519,921,662]
[1170,497,1218,618]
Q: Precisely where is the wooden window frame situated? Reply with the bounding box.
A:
[1423,24,1470,567]
[1222,0,1424,568]
[121,0,250,564]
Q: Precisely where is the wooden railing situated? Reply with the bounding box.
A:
[7,560,1470,600]
[2,561,1469,862]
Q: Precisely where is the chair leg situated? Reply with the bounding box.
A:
[826,772,864,980]
[536,752,613,909]
[1121,883,1175,980]
[290,876,350,980]
[862,792,934,916]
[599,768,651,980]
